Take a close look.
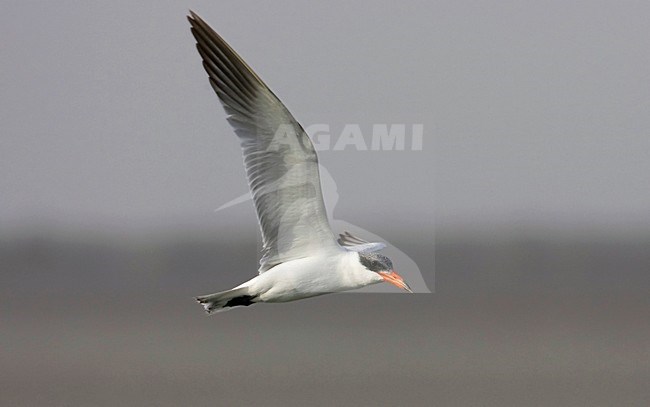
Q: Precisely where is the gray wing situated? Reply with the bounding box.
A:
[188,12,339,273]
[338,231,386,253]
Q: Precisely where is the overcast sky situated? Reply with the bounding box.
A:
[2,1,649,235]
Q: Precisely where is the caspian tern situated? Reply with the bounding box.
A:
[188,11,412,313]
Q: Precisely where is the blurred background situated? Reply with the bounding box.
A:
[2,1,649,406]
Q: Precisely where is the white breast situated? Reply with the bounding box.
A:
[247,250,383,302]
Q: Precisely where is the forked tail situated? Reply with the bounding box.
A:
[195,287,258,314]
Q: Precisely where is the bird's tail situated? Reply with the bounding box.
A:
[195,286,258,314]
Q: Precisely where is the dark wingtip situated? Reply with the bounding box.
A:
[187,10,202,27]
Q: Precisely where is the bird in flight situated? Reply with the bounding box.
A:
[187,11,412,313]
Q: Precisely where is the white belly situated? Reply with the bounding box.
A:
[246,251,381,302]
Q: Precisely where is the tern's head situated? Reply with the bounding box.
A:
[358,252,412,293]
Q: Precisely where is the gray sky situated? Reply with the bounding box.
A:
[2,0,649,235]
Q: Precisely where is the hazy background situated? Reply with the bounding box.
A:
[2,1,649,406]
